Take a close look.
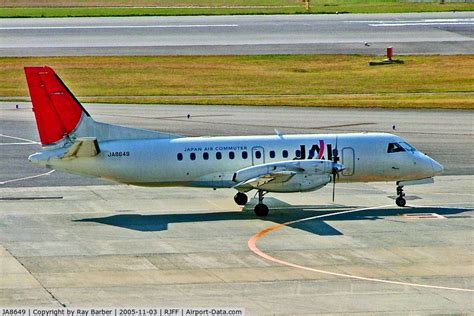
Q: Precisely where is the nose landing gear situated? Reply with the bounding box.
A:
[395,184,406,207]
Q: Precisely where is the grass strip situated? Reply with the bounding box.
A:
[1,1,473,17]
[1,55,473,109]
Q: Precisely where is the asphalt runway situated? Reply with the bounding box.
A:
[1,12,473,56]
[1,102,473,312]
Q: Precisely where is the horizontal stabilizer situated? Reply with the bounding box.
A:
[61,137,100,159]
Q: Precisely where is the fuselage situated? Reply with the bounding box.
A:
[31,132,443,190]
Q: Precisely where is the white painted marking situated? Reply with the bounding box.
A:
[0,24,239,31]
[430,192,474,196]
[370,22,474,27]
[412,204,473,210]
[0,142,40,146]
[401,213,446,219]
[346,18,474,24]
[248,204,474,292]
[0,170,55,185]
[0,133,40,144]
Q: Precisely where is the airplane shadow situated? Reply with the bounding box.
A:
[74,198,471,236]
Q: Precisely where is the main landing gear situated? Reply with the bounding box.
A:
[395,184,406,207]
[234,192,248,206]
[254,190,269,217]
[234,190,269,216]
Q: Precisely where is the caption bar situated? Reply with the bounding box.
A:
[1,309,244,316]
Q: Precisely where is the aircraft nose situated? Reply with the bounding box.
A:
[431,159,444,176]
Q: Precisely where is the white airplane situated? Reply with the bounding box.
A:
[26,66,443,216]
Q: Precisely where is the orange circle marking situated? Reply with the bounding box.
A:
[248,204,474,292]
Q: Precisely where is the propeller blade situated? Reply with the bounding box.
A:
[332,135,339,202]
[332,172,336,202]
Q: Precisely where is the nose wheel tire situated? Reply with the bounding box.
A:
[234,192,248,206]
[254,203,269,217]
[395,197,406,207]
[395,184,406,207]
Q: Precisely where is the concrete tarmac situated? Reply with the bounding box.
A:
[0,178,473,313]
[0,102,473,313]
[1,12,473,56]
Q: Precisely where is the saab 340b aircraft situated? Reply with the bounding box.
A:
[25,66,443,216]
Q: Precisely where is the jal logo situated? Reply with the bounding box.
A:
[294,140,338,161]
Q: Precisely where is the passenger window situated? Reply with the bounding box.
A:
[216,152,222,160]
[242,151,248,159]
[229,152,235,159]
[255,151,261,159]
[295,149,301,158]
[190,153,196,161]
[269,150,275,158]
[177,153,183,161]
[387,143,405,153]
[203,152,209,160]
[282,150,288,158]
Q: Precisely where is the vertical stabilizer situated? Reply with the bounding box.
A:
[25,66,181,147]
[24,66,89,145]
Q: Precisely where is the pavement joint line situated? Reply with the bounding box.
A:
[205,199,225,210]
[3,246,66,307]
[248,204,474,293]
[0,196,63,201]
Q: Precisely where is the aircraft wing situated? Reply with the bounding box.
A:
[61,137,101,159]
[234,170,297,190]
[233,159,343,192]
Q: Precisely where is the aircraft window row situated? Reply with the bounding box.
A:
[177,149,297,161]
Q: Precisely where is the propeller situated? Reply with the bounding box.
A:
[331,136,341,202]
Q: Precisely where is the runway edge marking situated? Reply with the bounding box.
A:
[248,204,474,293]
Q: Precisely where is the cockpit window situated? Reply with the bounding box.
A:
[399,142,416,152]
[387,143,405,153]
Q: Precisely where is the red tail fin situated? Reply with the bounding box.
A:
[24,66,89,145]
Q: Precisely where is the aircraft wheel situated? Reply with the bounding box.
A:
[254,203,269,217]
[234,192,248,206]
[396,197,406,207]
